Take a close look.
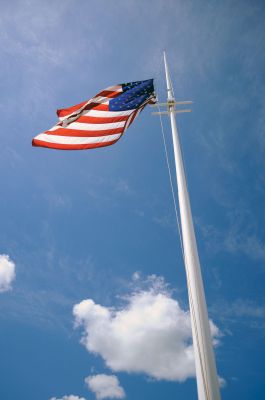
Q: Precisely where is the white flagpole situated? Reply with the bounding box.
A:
[162,52,221,400]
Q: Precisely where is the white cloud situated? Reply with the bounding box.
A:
[73,276,220,382]
[0,254,16,292]
[132,271,140,281]
[50,396,86,400]
[218,376,227,389]
[85,374,125,400]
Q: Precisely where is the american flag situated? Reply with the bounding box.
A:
[32,79,156,150]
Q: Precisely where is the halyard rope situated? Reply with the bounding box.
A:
[156,100,185,259]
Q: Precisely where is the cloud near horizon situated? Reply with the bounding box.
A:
[50,396,86,400]
[0,254,16,292]
[73,275,220,382]
[85,374,125,400]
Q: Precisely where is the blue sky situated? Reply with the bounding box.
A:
[0,1,265,399]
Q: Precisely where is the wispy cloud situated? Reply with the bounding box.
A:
[113,179,133,196]
[81,175,134,207]
[0,251,99,333]
[212,298,265,320]
[45,193,72,209]
[153,214,177,230]
[211,298,265,333]
[0,2,105,115]
[197,207,265,262]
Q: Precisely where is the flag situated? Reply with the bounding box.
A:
[32,79,156,150]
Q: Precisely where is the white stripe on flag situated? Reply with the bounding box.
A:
[91,96,110,104]
[68,121,126,130]
[34,133,122,145]
[82,109,134,117]
[58,109,134,121]
[50,121,125,132]
[104,85,123,92]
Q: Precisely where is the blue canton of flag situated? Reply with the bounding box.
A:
[109,79,155,111]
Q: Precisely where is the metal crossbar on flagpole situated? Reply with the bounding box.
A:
[151,100,193,115]
[153,52,221,400]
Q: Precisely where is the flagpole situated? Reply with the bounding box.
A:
[162,52,221,400]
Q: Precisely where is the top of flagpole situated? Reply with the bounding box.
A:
[151,54,192,116]
[163,51,174,101]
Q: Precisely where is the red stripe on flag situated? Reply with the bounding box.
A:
[57,100,87,118]
[76,115,129,124]
[32,138,120,150]
[97,90,121,98]
[86,103,109,111]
